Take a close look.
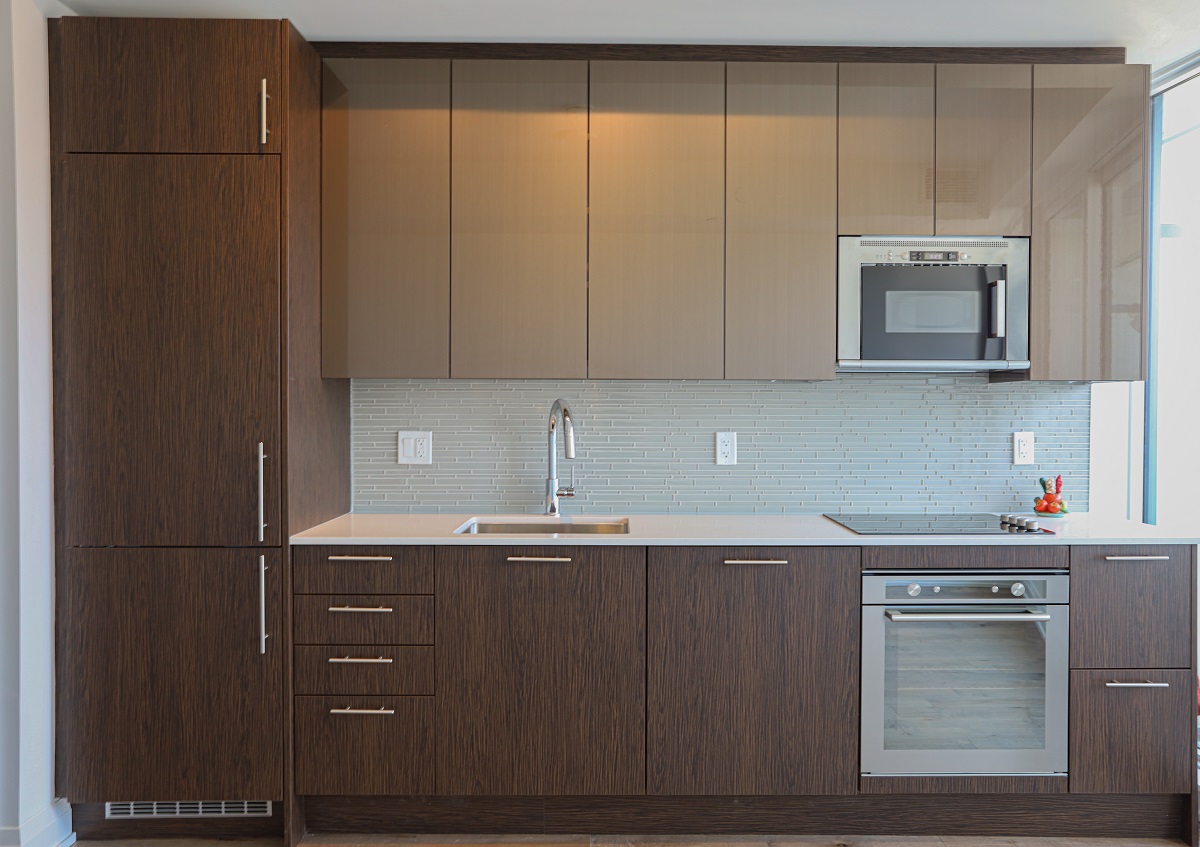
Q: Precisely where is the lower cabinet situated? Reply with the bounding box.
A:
[647,546,860,794]
[436,545,646,794]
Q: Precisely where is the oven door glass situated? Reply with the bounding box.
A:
[860,264,1007,360]
[861,604,1068,774]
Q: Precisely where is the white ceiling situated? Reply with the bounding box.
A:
[57,0,1200,71]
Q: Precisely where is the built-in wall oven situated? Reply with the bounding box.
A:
[861,570,1069,776]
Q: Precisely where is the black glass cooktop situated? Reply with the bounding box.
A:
[824,512,1053,535]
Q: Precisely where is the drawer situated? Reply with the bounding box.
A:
[861,545,1068,570]
[294,696,434,795]
[294,545,433,594]
[294,646,435,695]
[294,595,434,645]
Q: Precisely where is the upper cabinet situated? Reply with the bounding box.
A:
[588,61,726,379]
[1031,64,1149,381]
[450,61,588,378]
[58,17,283,154]
[726,63,837,380]
[322,59,450,378]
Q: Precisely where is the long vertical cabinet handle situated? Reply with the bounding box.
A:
[257,441,267,542]
[260,78,269,145]
[258,555,268,655]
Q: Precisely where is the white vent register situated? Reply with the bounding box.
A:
[105,800,272,819]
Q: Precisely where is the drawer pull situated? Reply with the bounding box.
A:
[328,605,394,613]
[1103,555,1171,561]
[1105,681,1171,688]
[505,556,572,563]
[328,656,393,664]
[330,707,395,715]
[327,555,394,561]
[724,559,789,565]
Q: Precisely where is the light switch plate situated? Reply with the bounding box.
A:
[716,432,737,465]
[1013,431,1034,465]
[398,431,432,464]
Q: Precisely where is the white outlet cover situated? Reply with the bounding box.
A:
[398,431,433,465]
[1013,431,1034,465]
[716,432,737,465]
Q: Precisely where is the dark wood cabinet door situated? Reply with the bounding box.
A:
[55,154,281,547]
[436,546,646,795]
[58,17,282,154]
[57,547,283,801]
[648,547,860,795]
[1070,545,1191,669]
[1070,669,1193,794]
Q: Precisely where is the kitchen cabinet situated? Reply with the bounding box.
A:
[450,60,588,378]
[56,548,283,801]
[725,62,837,380]
[321,58,450,378]
[647,547,859,795]
[1031,63,1149,381]
[588,61,725,379]
[436,545,646,794]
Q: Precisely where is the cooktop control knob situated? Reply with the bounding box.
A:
[1011,582,1026,597]
[906,583,922,597]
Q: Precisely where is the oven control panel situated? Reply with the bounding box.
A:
[862,572,1070,605]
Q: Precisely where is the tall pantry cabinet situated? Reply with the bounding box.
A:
[49,15,348,820]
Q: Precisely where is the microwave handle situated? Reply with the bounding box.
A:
[989,279,1007,339]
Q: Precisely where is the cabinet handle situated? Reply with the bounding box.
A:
[327,555,394,562]
[256,441,267,542]
[330,707,395,716]
[328,656,394,664]
[328,605,394,613]
[1105,681,1171,688]
[723,559,789,565]
[1103,555,1171,561]
[505,556,572,563]
[989,278,1007,338]
[258,555,268,655]
[260,78,269,145]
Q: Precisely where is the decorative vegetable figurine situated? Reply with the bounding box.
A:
[1033,476,1069,515]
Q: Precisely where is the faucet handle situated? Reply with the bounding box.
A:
[557,466,577,498]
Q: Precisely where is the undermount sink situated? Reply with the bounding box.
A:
[454,517,631,535]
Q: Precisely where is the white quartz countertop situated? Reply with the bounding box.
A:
[291,512,1200,546]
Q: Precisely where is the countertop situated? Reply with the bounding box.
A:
[291,512,1200,546]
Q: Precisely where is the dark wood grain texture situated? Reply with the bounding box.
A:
[1070,545,1191,668]
[303,796,545,833]
[648,547,859,795]
[293,595,433,645]
[56,548,283,801]
[71,802,283,840]
[861,775,1068,794]
[54,153,282,547]
[59,17,281,153]
[294,696,434,795]
[282,22,350,537]
[313,43,1126,63]
[293,546,433,593]
[862,544,1068,569]
[294,646,434,695]
[436,546,646,795]
[1070,669,1194,794]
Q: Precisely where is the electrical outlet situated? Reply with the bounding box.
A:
[1013,431,1034,465]
[716,432,737,465]
[398,431,432,465]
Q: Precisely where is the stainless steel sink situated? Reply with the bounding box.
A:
[454,517,630,535]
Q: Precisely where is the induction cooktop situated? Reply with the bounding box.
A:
[823,512,1053,535]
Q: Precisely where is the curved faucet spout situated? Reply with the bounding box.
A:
[546,399,576,516]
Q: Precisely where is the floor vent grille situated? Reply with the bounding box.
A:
[105,800,272,819]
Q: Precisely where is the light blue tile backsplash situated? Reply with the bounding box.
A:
[352,375,1090,515]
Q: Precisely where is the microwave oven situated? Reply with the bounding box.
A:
[837,236,1030,372]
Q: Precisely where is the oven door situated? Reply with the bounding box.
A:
[861,603,1068,775]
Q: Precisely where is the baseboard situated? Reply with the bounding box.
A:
[0,800,74,847]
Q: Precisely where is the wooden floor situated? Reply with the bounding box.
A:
[78,836,1190,847]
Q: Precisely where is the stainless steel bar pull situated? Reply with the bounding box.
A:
[886,610,1052,623]
[724,559,789,565]
[506,556,572,563]
[1103,555,1171,561]
[260,78,269,145]
[328,605,394,613]
[330,707,395,716]
[1105,680,1171,688]
[989,279,1007,338]
[258,555,268,655]
[328,555,394,562]
[256,441,267,542]
[328,656,394,664]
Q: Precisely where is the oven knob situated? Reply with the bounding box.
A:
[992,585,1000,593]
[906,583,922,597]
[1011,583,1026,597]
[900,252,909,260]
[933,586,941,593]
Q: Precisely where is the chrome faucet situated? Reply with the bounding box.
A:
[545,398,576,516]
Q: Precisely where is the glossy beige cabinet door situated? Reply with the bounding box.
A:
[1031,64,1149,381]
[936,64,1032,236]
[322,59,450,377]
[726,63,837,380]
[589,61,726,379]
[839,63,935,236]
[451,61,588,378]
